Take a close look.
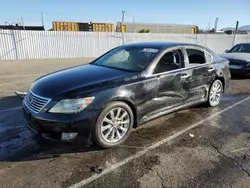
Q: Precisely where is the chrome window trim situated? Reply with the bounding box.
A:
[144,45,216,78]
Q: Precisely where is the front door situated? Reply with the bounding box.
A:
[146,47,190,118]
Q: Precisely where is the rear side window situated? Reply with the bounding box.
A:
[186,49,212,66]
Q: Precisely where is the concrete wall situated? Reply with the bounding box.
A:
[0,29,250,60]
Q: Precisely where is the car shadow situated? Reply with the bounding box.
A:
[191,92,250,109]
[191,103,208,109]
[0,95,23,111]
[0,133,104,162]
[27,137,104,161]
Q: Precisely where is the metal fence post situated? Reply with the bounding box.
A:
[122,32,125,45]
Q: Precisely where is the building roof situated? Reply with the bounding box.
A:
[117,22,197,27]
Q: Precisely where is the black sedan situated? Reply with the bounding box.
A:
[222,43,250,76]
[22,42,231,148]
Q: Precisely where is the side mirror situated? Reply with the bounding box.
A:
[225,49,229,53]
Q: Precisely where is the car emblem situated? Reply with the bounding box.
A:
[28,96,33,104]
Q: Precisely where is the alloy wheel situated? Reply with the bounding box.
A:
[100,107,130,143]
[209,80,223,106]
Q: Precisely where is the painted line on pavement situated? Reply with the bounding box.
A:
[68,96,250,188]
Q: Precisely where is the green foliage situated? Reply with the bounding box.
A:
[138,29,150,33]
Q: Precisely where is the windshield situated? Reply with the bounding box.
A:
[92,46,161,72]
[229,43,250,53]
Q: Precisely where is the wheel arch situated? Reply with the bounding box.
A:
[215,76,225,93]
[107,97,138,128]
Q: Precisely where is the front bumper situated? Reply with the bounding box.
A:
[229,66,250,76]
[22,100,99,141]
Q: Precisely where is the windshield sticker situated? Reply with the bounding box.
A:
[142,48,159,53]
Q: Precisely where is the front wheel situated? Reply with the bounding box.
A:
[92,101,134,148]
[207,79,223,107]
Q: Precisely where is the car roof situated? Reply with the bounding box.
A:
[122,41,202,49]
[235,43,250,45]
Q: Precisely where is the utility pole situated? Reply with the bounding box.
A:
[121,11,125,45]
[41,12,44,30]
[21,17,25,30]
[214,17,219,31]
[121,11,125,23]
[232,21,239,46]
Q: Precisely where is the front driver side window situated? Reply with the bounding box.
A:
[154,49,184,74]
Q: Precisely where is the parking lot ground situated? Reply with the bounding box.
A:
[0,59,250,188]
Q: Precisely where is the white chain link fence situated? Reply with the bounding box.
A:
[1,29,250,60]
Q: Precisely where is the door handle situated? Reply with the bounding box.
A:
[156,74,164,79]
[208,67,215,72]
[180,74,189,79]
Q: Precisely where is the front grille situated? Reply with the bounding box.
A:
[25,91,51,113]
[229,59,247,66]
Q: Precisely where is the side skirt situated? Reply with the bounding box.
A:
[138,99,207,126]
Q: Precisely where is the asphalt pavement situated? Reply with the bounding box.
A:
[0,59,250,188]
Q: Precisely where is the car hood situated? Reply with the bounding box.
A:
[30,64,136,99]
[221,53,250,62]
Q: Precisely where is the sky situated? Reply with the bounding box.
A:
[0,0,249,30]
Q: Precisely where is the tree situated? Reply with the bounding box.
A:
[48,28,54,31]
[209,28,215,33]
[138,29,150,33]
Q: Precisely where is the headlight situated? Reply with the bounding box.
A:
[49,97,95,113]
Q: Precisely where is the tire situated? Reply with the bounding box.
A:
[92,101,134,148]
[207,79,224,107]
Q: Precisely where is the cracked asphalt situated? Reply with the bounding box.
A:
[0,59,250,188]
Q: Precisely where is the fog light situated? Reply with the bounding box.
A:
[61,133,78,140]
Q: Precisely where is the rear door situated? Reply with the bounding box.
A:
[144,47,190,118]
[183,46,216,102]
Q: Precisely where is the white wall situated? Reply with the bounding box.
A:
[0,30,250,60]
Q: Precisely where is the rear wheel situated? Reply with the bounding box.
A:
[92,101,134,148]
[207,79,223,107]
